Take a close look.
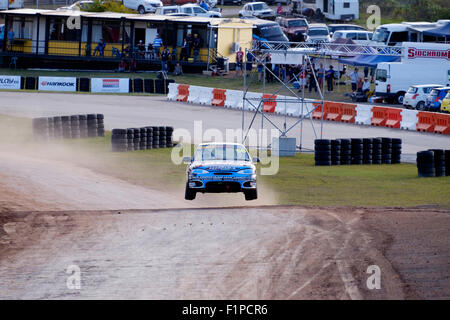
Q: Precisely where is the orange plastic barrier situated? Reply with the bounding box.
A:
[385,108,402,128]
[211,88,226,107]
[433,113,450,135]
[416,111,435,132]
[312,102,327,119]
[262,94,277,113]
[340,103,357,123]
[325,101,343,121]
[176,84,190,102]
[371,106,388,127]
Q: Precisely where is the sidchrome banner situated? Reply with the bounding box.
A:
[91,78,129,93]
[38,77,77,92]
[0,75,21,90]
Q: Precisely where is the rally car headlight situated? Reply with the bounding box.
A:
[237,168,254,175]
[192,169,209,174]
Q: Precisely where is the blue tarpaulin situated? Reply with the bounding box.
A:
[422,22,450,38]
[338,54,401,67]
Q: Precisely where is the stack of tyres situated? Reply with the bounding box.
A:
[381,137,392,164]
[53,116,62,139]
[97,114,105,137]
[126,128,134,151]
[132,128,140,150]
[61,116,72,139]
[362,138,372,165]
[47,117,55,139]
[351,138,363,165]
[32,117,49,139]
[166,126,174,148]
[159,126,166,148]
[391,138,402,164]
[445,150,450,176]
[330,140,341,165]
[417,151,435,177]
[145,126,153,150]
[139,128,147,150]
[429,149,446,177]
[70,115,81,139]
[111,129,128,152]
[87,114,98,137]
[152,126,159,149]
[79,115,88,138]
[314,139,331,166]
[372,138,382,164]
[340,139,351,165]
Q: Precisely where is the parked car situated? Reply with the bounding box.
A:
[275,16,308,42]
[403,84,442,110]
[218,0,242,5]
[426,87,450,112]
[184,142,258,201]
[253,21,289,42]
[239,2,275,20]
[156,4,221,17]
[305,23,330,43]
[327,24,367,36]
[123,0,163,14]
[331,30,373,45]
[57,0,94,11]
[161,0,196,4]
[441,92,450,113]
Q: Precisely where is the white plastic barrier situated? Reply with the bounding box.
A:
[187,85,202,104]
[355,104,373,125]
[224,89,244,109]
[243,92,262,111]
[400,109,419,130]
[167,83,178,101]
[197,86,214,105]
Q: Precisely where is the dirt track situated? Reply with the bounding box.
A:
[0,147,449,299]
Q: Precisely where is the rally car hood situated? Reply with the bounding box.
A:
[190,160,254,171]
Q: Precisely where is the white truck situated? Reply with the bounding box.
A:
[0,0,24,10]
[375,42,450,104]
[294,0,359,21]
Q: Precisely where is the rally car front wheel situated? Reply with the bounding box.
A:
[185,183,196,200]
[244,189,257,201]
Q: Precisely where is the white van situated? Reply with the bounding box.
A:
[0,0,24,10]
[123,0,163,14]
[332,30,372,45]
[292,0,359,21]
[371,23,426,47]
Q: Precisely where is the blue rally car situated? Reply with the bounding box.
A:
[184,142,258,201]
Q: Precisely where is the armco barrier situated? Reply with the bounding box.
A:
[176,84,190,102]
[325,101,342,121]
[355,104,373,125]
[433,113,450,134]
[167,83,178,101]
[312,102,326,119]
[371,106,388,127]
[400,109,418,130]
[224,89,243,109]
[211,88,226,107]
[340,103,357,123]
[385,108,402,128]
[417,111,435,132]
[262,94,277,113]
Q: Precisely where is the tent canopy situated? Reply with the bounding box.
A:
[422,22,450,38]
[338,54,401,68]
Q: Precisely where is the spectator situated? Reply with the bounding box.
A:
[317,63,325,89]
[147,42,154,59]
[349,67,359,93]
[357,76,364,92]
[266,54,274,83]
[180,38,189,61]
[129,57,136,72]
[137,40,145,57]
[246,51,253,74]
[364,66,369,78]
[362,77,371,95]
[257,57,263,82]
[199,0,209,11]
[308,63,317,93]
[117,59,126,73]
[153,34,163,58]
[93,39,106,56]
[7,28,14,51]
[235,47,244,77]
[277,3,283,15]
[192,34,201,62]
[173,62,183,76]
[325,65,335,92]
[161,46,170,72]
[186,33,193,56]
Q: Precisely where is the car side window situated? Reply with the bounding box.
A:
[347,33,357,40]
[194,7,204,13]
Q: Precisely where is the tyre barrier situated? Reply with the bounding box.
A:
[111,125,174,152]
[32,114,104,140]
[428,149,446,177]
[446,150,450,177]
[315,137,402,166]
[417,150,435,177]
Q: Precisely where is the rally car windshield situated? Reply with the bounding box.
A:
[194,145,250,162]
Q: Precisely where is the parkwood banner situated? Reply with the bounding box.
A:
[0,75,21,90]
[91,78,129,93]
[38,77,77,92]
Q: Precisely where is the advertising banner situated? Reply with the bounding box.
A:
[91,78,129,93]
[0,75,21,90]
[38,77,77,92]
